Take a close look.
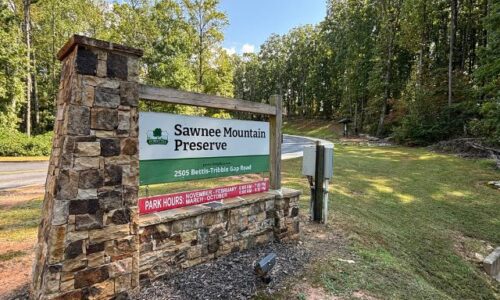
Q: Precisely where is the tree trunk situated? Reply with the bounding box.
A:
[32,52,39,131]
[376,0,401,137]
[376,29,394,137]
[23,0,31,137]
[417,0,427,88]
[197,6,204,93]
[354,101,358,135]
[52,0,57,109]
[448,0,457,107]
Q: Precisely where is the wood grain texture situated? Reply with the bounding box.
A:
[139,84,277,115]
[269,94,282,190]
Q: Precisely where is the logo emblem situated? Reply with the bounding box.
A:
[147,128,168,145]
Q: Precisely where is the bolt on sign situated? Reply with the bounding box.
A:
[139,112,270,185]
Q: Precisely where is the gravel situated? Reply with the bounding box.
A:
[136,241,311,300]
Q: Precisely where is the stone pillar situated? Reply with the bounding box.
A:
[31,35,142,300]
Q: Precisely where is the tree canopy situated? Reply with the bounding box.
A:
[0,0,498,146]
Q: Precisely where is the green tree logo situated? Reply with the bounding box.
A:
[153,128,162,138]
[147,128,168,145]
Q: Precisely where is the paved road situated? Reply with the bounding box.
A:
[282,134,316,159]
[0,135,319,190]
[0,161,49,190]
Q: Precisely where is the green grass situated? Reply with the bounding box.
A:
[282,145,500,299]
[0,156,49,162]
[283,118,340,140]
[1,118,499,299]
[0,199,42,242]
[0,250,26,261]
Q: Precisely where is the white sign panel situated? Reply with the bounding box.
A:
[138,112,270,184]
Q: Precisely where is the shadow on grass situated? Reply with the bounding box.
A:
[283,145,500,299]
[0,199,42,242]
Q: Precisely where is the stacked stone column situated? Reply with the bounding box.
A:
[31,35,142,299]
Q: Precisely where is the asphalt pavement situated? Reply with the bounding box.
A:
[0,135,320,190]
[0,161,49,190]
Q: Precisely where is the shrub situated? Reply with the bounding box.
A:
[468,100,500,146]
[0,129,53,156]
[393,102,479,146]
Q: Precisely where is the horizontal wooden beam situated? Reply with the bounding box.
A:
[139,84,277,116]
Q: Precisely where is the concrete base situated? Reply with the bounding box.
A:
[484,247,500,281]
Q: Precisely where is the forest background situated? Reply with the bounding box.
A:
[0,0,498,156]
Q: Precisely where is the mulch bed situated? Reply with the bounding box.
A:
[137,240,312,300]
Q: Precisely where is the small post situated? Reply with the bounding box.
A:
[313,142,325,222]
[269,94,282,191]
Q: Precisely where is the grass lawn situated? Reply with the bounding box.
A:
[0,156,49,162]
[0,199,42,243]
[284,118,340,140]
[283,145,500,299]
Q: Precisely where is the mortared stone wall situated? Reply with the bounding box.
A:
[31,35,142,300]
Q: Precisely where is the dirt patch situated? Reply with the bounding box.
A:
[0,238,36,299]
[430,138,499,158]
[0,185,44,208]
[339,135,393,147]
[0,252,33,300]
[292,283,339,300]
[352,290,379,300]
[452,232,496,264]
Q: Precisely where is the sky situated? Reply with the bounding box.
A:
[219,0,326,55]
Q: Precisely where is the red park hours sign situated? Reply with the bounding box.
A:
[139,180,269,214]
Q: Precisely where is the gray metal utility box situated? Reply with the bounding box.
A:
[302,143,334,179]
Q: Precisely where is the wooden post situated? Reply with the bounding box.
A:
[313,143,325,222]
[269,94,282,191]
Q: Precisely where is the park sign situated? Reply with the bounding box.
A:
[139,112,270,185]
[139,180,269,214]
